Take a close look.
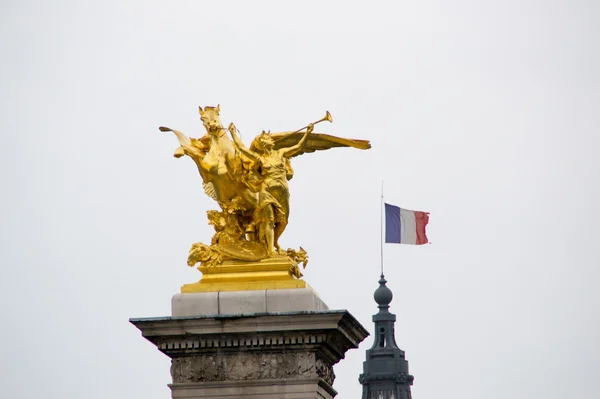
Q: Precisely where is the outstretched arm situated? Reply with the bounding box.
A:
[228,123,259,161]
[282,124,314,158]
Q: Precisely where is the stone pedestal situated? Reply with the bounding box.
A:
[172,288,329,317]
[130,310,368,399]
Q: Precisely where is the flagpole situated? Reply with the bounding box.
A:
[380,180,384,276]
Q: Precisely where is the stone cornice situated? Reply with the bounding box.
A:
[130,310,369,365]
[130,310,367,336]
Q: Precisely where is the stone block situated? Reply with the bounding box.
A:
[172,293,219,317]
[266,288,329,312]
[218,290,267,314]
[170,379,337,398]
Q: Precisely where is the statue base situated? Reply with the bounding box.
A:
[182,256,307,293]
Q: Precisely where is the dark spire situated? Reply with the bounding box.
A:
[359,274,414,399]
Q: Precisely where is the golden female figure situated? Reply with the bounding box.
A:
[229,124,315,254]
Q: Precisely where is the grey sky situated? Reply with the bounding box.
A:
[1,1,599,398]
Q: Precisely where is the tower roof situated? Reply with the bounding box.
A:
[359,274,414,399]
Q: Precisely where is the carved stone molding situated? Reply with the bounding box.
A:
[171,352,335,386]
[157,332,328,353]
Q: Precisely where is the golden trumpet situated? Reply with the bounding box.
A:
[292,111,333,134]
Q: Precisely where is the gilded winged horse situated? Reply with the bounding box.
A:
[159,105,258,212]
[160,106,370,261]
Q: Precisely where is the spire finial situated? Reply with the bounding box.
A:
[374,274,393,308]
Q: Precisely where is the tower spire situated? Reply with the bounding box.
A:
[359,275,414,399]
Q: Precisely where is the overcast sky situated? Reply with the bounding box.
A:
[1,1,599,398]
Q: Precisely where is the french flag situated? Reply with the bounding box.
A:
[385,203,430,245]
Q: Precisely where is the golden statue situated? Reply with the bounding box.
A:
[160,105,370,292]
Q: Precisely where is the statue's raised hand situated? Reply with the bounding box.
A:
[228,123,237,136]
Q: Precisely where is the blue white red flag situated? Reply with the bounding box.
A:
[385,203,429,245]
